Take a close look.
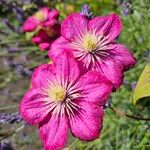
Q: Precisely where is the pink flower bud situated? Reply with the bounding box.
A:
[39,42,51,51]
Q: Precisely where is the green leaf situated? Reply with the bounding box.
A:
[133,65,150,105]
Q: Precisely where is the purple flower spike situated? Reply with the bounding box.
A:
[0,140,14,150]
[0,112,22,124]
[81,4,93,19]
[121,0,133,16]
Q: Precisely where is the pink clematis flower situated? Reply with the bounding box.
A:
[22,7,60,51]
[48,13,136,89]
[19,51,112,150]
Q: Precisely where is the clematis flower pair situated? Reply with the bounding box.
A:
[20,7,136,150]
[49,13,136,89]
[22,7,60,51]
[20,51,112,150]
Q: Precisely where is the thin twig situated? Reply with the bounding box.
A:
[110,106,150,121]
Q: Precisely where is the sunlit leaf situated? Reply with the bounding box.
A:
[133,65,150,105]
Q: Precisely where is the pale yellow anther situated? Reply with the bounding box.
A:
[83,33,97,52]
[49,86,66,101]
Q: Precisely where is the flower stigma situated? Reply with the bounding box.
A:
[49,86,66,101]
[83,33,98,52]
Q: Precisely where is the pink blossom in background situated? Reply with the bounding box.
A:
[48,13,136,89]
[19,51,112,150]
[22,7,60,51]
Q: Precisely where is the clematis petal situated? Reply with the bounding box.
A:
[39,114,68,150]
[40,7,50,20]
[19,88,51,125]
[92,59,123,90]
[69,101,104,141]
[22,17,38,32]
[110,44,136,70]
[40,7,50,14]
[48,36,74,60]
[88,13,122,41]
[76,71,112,105]
[48,9,59,19]
[31,64,55,88]
[61,13,88,41]
[32,36,42,44]
[52,24,61,36]
[32,30,49,44]
[39,42,51,51]
[55,51,80,85]
[44,19,57,27]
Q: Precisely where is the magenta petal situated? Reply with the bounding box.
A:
[55,51,79,83]
[39,42,51,51]
[93,59,123,89]
[48,36,73,60]
[31,64,55,88]
[77,71,112,105]
[44,19,57,27]
[32,36,42,44]
[70,101,104,141]
[40,7,50,19]
[41,7,50,14]
[32,30,49,44]
[22,21,36,32]
[22,17,38,32]
[37,30,49,39]
[52,24,61,36]
[48,9,59,19]
[19,88,50,125]
[110,44,136,70]
[61,13,88,41]
[88,14,122,41]
[39,115,68,150]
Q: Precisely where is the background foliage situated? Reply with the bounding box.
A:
[0,0,149,150]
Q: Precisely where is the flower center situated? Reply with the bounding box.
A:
[83,33,98,52]
[35,11,45,21]
[49,86,66,101]
[44,28,55,37]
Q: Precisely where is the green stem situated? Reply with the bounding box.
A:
[110,105,150,121]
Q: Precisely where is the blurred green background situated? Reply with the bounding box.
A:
[0,0,149,150]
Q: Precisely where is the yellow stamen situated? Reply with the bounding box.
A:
[35,11,45,21]
[83,33,97,52]
[49,86,66,101]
